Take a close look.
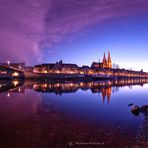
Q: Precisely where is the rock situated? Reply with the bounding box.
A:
[131,105,140,111]
[140,105,148,112]
[129,104,148,116]
[128,103,134,107]
[131,105,140,116]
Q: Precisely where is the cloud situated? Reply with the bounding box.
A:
[0,0,49,64]
[0,0,148,64]
[42,0,148,49]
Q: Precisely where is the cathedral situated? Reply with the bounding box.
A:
[91,51,112,69]
[102,51,112,68]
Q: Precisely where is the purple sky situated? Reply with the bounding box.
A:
[0,0,148,70]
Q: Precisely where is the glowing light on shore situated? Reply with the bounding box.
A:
[80,71,84,74]
[7,61,10,66]
[70,83,74,86]
[12,72,19,77]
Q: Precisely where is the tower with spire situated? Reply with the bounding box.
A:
[107,51,112,68]
[102,51,112,68]
[102,52,107,68]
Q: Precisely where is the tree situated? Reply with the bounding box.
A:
[113,63,120,69]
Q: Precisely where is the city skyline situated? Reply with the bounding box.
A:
[0,1,148,71]
[0,51,146,72]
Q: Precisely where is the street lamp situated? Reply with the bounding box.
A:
[7,61,10,66]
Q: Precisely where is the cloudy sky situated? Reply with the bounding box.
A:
[0,0,148,71]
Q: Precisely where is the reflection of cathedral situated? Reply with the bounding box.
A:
[33,82,113,104]
[102,87,112,104]
[2,78,148,104]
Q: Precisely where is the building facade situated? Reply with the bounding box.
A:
[34,60,79,74]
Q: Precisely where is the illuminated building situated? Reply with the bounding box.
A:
[91,51,112,69]
[34,60,79,74]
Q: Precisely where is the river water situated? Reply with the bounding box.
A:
[0,79,147,148]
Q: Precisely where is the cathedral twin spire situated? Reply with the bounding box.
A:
[102,51,112,68]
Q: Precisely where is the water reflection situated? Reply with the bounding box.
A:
[1,78,148,103]
[0,78,147,147]
[0,80,24,93]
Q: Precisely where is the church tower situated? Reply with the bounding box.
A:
[102,53,107,68]
[107,51,112,68]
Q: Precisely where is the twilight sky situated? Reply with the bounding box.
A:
[0,0,148,71]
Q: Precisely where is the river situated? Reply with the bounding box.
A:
[0,79,147,147]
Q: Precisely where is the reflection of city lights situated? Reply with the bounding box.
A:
[13,80,19,86]
[70,83,73,87]
[44,84,47,87]
[19,88,21,92]
[33,84,37,89]
[7,92,10,97]
[57,83,60,87]
[80,82,83,87]
[44,70,48,73]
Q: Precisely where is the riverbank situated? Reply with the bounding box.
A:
[1,72,148,80]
